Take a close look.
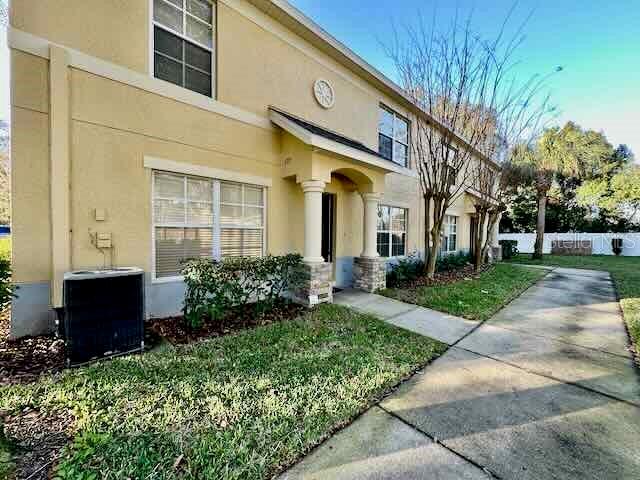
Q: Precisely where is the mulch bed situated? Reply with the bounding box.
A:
[1,408,73,480]
[148,301,307,345]
[0,310,65,386]
[388,263,492,291]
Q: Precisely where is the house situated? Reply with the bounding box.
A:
[8,0,497,338]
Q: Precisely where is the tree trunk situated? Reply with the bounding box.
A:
[481,210,500,265]
[425,197,445,278]
[423,194,432,272]
[533,194,547,260]
[426,224,441,277]
[473,209,487,272]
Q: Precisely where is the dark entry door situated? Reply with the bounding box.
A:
[470,215,478,258]
[321,193,335,263]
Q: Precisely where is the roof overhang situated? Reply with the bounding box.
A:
[269,109,417,178]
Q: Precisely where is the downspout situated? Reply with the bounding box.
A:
[49,45,71,308]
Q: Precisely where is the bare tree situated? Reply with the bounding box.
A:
[387,7,556,276]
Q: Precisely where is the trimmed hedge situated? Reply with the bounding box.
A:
[181,254,304,328]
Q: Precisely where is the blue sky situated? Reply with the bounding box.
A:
[288,0,640,156]
[1,1,639,155]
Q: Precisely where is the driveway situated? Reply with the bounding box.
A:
[282,267,640,479]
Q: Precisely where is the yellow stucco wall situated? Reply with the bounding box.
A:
[9,0,485,294]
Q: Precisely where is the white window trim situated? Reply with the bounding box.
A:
[150,0,217,98]
[441,215,458,254]
[151,169,267,283]
[144,156,273,187]
[378,104,410,168]
[377,205,408,258]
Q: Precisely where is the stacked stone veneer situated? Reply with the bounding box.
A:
[296,262,333,306]
[353,257,386,293]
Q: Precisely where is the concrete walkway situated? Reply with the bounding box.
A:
[281,267,640,479]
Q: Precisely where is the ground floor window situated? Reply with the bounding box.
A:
[153,171,265,279]
[377,205,407,257]
[441,215,458,254]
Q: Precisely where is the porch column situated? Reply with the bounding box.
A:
[361,192,381,258]
[301,180,326,263]
[353,192,386,293]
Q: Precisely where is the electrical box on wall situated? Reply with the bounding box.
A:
[94,208,106,221]
[96,232,112,249]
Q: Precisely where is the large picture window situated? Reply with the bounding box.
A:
[153,0,214,97]
[377,206,407,257]
[442,215,458,254]
[378,105,409,167]
[153,172,265,279]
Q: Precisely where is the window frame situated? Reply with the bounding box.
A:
[378,104,410,168]
[150,0,216,98]
[441,214,458,255]
[151,170,266,283]
[376,205,408,258]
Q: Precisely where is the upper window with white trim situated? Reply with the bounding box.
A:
[377,206,407,257]
[378,105,409,167]
[153,172,265,279]
[152,0,215,97]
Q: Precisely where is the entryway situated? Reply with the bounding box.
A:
[321,193,336,263]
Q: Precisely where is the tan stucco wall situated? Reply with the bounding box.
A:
[10,0,149,73]
[9,0,486,295]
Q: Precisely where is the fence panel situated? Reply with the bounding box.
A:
[497,232,640,256]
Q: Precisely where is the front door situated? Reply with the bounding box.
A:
[321,193,336,263]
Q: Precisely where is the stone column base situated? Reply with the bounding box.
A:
[294,261,333,307]
[490,245,503,262]
[353,256,386,293]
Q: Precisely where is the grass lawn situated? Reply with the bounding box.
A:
[506,254,640,355]
[380,263,547,321]
[0,304,446,479]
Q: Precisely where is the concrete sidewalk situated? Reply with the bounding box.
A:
[281,268,640,480]
[334,289,478,345]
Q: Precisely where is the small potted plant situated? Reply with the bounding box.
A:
[611,238,623,256]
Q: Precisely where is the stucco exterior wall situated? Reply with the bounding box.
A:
[8,0,488,336]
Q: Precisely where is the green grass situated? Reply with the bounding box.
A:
[0,304,446,479]
[506,254,640,354]
[380,263,547,321]
[0,430,15,480]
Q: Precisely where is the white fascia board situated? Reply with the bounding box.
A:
[269,110,417,178]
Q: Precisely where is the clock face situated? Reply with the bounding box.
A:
[314,79,335,109]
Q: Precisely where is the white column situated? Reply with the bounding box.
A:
[302,180,326,263]
[361,192,381,258]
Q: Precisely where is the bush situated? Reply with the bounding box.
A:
[0,257,15,309]
[386,253,425,288]
[181,254,304,329]
[612,238,623,256]
[499,240,519,260]
[436,251,471,272]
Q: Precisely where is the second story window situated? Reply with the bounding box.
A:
[378,105,409,167]
[153,0,214,97]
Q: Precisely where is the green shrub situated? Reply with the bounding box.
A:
[0,257,15,309]
[436,251,471,272]
[499,240,519,260]
[181,254,304,329]
[386,254,425,287]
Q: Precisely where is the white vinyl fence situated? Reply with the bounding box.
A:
[498,232,640,256]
